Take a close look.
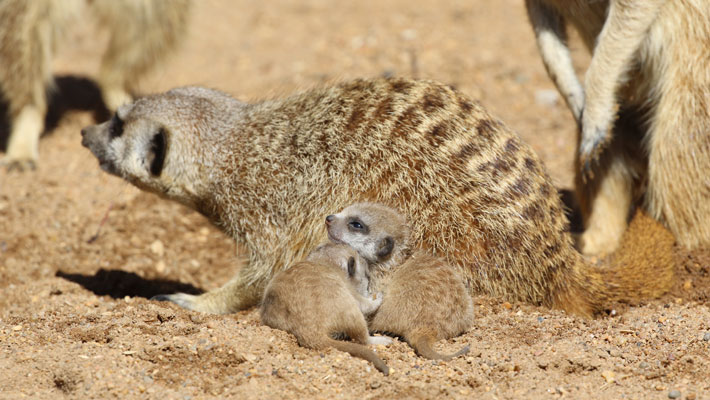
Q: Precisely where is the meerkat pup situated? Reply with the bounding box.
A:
[260,243,390,375]
[326,202,472,361]
[0,0,190,170]
[81,78,675,318]
[526,0,710,255]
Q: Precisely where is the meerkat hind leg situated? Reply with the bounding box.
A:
[2,105,45,171]
[576,118,643,256]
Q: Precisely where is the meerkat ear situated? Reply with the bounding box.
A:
[347,256,356,277]
[376,237,394,260]
[147,128,167,176]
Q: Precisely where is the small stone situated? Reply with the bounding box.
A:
[12,325,22,331]
[703,332,710,341]
[155,260,166,273]
[668,389,681,399]
[658,316,667,324]
[370,382,381,389]
[608,349,621,358]
[537,316,545,323]
[686,393,697,400]
[150,240,165,256]
[683,279,692,290]
[502,302,512,310]
[534,89,559,107]
[638,361,649,369]
[601,370,615,384]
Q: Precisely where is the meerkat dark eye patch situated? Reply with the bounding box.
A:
[109,113,124,139]
[347,218,369,234]
[147,128,167,176]
[347,257,356,277]
[376,236,394,260]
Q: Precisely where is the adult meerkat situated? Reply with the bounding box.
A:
[326,202,473,361]
[0,0,190,170]
[81,78,675,318]
[260,243,390,375]
[526,0,710,255]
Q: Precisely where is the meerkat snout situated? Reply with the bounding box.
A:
[325,215,335,225]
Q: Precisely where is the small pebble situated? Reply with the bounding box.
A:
[537,316,545,323]
[534,89,559,107]
[638,362,649,369]
[703,332,710,341]
[668,389,681,399]
[370,382,382,389]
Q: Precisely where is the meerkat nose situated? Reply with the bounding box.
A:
[325,215,335,225]
[80,128,88,137]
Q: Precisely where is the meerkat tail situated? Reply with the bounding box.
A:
[553,209,676,316]
[601,209,676,301]
[327,339,389,375]
[408,332,470,361]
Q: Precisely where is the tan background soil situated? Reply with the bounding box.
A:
[1,0,709,399]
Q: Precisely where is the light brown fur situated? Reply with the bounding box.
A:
[0,0,190,170]
[526,0,710,255]
[327,202,472,360]
[81,78,675,318]
[369,253,473,361]
[259,243,389,375]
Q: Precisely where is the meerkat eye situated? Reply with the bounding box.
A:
[147,128,167,176]
[347,218,368,233]
[109,114,124,139]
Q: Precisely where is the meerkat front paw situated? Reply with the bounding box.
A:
[152,292,213,313]
[578,110,614,178]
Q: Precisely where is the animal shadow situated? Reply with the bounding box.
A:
[0,75,110,151]
[56,268,203,300]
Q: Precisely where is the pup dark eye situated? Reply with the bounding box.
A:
[349,221,363,230]
[347,257,356,276]
[109,114,124,139]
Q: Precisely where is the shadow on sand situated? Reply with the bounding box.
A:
[56,268,203,300]
[0,75,110,151]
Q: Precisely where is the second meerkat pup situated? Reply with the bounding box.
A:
[260,243,390,375]
[526,0,710,254]
[326,202,473,361]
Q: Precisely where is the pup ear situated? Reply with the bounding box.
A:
[147,128,167,176]
[347,256,356,276]
[375,237,394,260]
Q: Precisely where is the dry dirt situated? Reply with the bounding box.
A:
[1,0,709,399]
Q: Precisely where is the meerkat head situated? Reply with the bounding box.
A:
[325,202,411,267]
[306,243,370,294]
[81,86,242,210]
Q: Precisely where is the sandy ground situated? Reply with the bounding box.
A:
[1,0,709,398]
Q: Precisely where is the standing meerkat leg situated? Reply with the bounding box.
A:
[527,0,664,255]
[525,0,585,121]
[577,0,665,169]
[92,0,190,110]
[575,109,645,256]
[0,0,55,170]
